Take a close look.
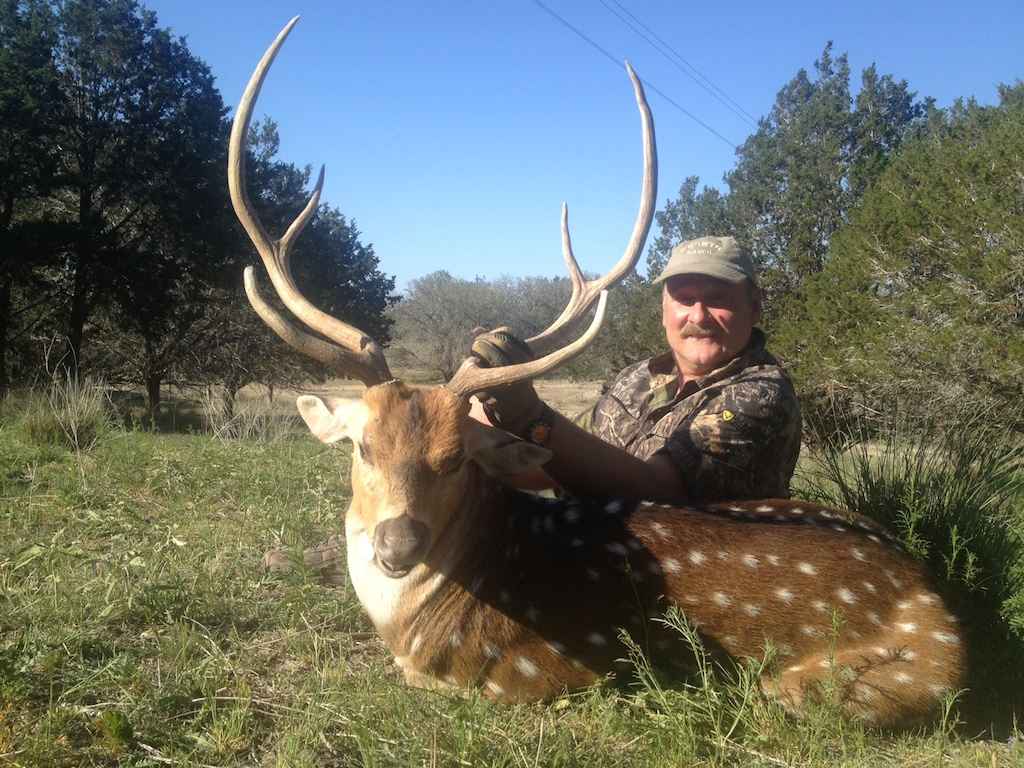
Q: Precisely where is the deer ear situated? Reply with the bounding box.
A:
[296,395,365,444]
[464,420,552,476]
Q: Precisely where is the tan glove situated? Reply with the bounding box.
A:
[470,327,545,437]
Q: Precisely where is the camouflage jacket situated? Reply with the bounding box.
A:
[574,330,801,502]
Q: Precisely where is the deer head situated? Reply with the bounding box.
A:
[228,17,656,580]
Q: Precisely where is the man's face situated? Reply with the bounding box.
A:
[661,274,760,377]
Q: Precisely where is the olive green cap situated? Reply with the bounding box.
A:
[653,236,755,284]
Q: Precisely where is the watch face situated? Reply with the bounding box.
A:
[528,422,552,446]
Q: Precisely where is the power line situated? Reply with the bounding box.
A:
[599,0,759,127]
[530,0,737,149]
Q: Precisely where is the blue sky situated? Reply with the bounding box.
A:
[145,1,1021,292]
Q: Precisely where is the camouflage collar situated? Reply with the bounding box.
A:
[646,329,769,403]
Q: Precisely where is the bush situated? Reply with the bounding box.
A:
[18,374,113,452]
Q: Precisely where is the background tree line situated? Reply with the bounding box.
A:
[5,0,1021,433]
[0,0,396,419]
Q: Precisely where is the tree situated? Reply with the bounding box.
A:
[49,0,227,375]
[772,90,1024,429]
[727,43,926,304]
[0,0,62,395]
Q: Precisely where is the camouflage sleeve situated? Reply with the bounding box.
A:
[659,373,801,502]
[571,399,598,434]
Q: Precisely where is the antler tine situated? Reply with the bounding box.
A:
[228,17,392,386]
[446,291,609,398]
[526,61,657,355]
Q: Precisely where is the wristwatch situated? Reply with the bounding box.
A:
[523,404,555,447]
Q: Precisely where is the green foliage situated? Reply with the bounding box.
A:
[773,94,1024,429]
[796,406,1024,728]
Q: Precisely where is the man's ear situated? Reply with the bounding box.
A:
[296,395,365,444]
[463,419,552,476]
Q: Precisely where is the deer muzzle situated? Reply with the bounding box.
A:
[373,515,429,578]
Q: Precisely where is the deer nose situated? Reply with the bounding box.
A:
[373,516,429,576]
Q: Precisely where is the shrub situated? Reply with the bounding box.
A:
[18,373,113,452]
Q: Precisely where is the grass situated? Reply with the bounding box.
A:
[1,394,1022,765]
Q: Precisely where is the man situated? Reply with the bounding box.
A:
[270,236,800,581]
[471,235,801,503]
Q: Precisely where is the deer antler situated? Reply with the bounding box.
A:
[526,61,657,356]
[446,292,609,398]
[228,17,393,386]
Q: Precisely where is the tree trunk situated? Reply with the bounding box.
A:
[0,278,10,399]
[145,373,161,426]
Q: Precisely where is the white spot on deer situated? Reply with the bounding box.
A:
[716,551,731,561]
[766,555,781,566]
[850,629,862,639]
[743,603,762,617]
[896,622,917,633]
[650,521,671,540]
[564,508,581,523]
[450,631,462,648]
[894,671,913,685]
[944,613,957,623]
[902,650,918,661]
[587,632,608,647]
[515,656,539,677]
[742,554,760,568]
[605,500,623,515]
[484,643,501,659]
[801,625,821,637]
[873,647,888,656]
[850,547,867,562]
[774,587,795,604]
[819,659,832,669]
[831,524,847,532]
[410,634,423,654]
[917,593,939,605]
[867,611,882,625]
[885,571,904,589]
[586,568,600,582]
[570,538,584,548]
[713,592,733,607]
[932,631,960,645]
[486,680,504,695]
[897,600,912,610]
[546,641,565,656]
[786,664,804,673]
[790,507,805,515]
[727,505,744,512]
[867,534,881,544]
[688,550,707,566]
[683,595,699,604]
[812,600,828,613]
[928,683,948,696]
[836,588,857,604]
[723,635,738,647]
[797,562,818,576]
[862,581,877,594]
[818,510,837,520]
[756,505,775,512]
[606,542,628,556]
[663,558,681,573]
[444,675,457,686]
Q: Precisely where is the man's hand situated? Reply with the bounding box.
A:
[469,327,545,437]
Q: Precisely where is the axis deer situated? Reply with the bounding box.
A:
[229,18,964,727]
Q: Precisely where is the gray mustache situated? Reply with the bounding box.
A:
[680,323,717,339]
